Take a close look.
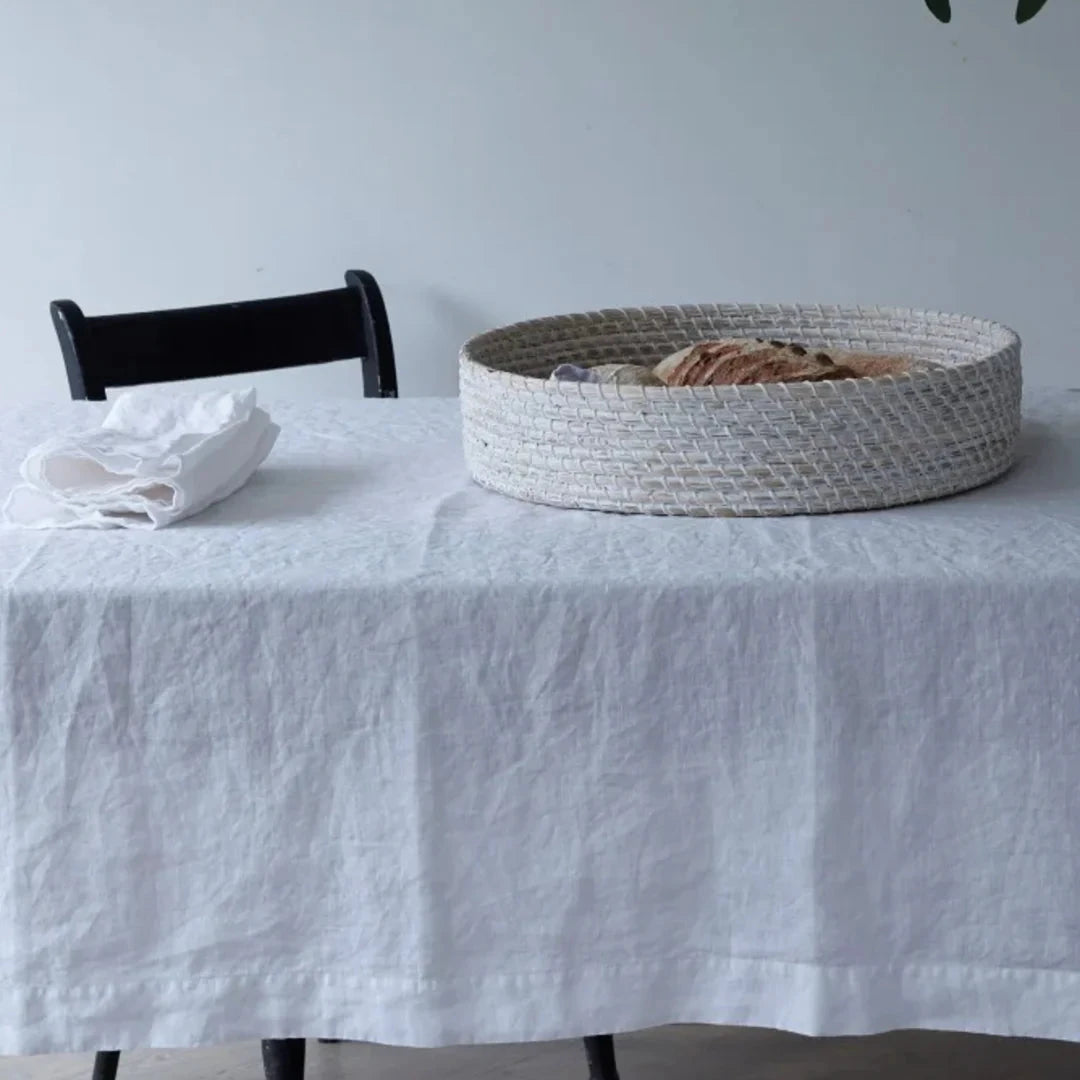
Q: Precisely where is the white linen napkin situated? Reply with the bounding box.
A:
[2,388,279,529]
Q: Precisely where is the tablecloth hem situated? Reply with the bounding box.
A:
[4,953,1080,1055]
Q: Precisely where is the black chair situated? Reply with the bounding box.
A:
[53,272,619,1080]
[585,1033,620,1078]
[94,1034,618,1080]
[50,271,392,1080]
[52,269,397,402]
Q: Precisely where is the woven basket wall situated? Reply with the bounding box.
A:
[459,304,1022,517]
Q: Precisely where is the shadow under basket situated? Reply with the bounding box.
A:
[459,303,1022,517]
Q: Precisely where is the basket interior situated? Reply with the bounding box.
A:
[464,305,1017,380]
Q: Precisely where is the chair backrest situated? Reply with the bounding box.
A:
[51,269,398,401]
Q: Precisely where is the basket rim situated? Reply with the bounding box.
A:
[459,302,1021,399]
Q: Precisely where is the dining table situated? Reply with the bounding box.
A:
[1,388,1079,1057]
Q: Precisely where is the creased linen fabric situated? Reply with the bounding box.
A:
[0,391,1078,1054]
[2,389,277,529]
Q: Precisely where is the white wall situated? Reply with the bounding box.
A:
[1,0,1077,402]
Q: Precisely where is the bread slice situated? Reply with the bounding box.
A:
[654,338,917,386]
[654,339,852,386]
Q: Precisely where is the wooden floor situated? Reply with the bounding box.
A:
[7,1026,1080,1079]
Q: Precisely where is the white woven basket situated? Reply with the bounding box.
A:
[459,304,1022,517]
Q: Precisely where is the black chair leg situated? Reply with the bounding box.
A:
[583,1034,619,1079]
[91,1051,120,1080]
[262,1038,306,1080]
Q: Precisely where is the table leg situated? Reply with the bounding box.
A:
[262,1037,306,1080]
[583,1034,619,1079]
[91,1050,120,1080]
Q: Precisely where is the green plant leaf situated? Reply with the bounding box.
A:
[1016,0,1048,23]
[924,0,951,23]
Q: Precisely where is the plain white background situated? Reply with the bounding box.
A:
[0,0,1077,401]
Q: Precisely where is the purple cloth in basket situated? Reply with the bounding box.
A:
[550,364,597,383]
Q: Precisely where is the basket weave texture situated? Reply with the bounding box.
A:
[459,304,1022,517]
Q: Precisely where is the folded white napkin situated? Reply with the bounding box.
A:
[3,388,279,529]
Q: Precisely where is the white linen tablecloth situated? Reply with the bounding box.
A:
[1,390,1079,1055]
